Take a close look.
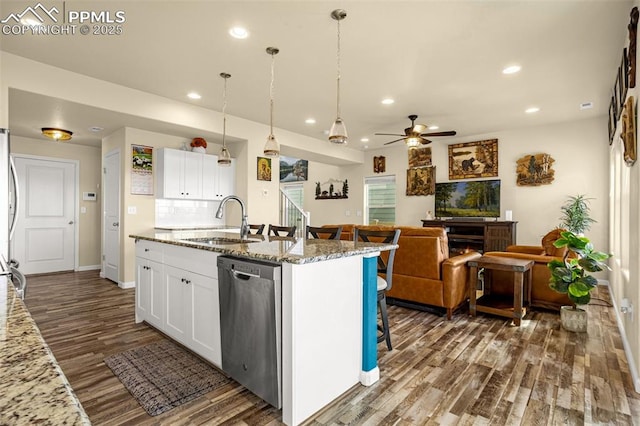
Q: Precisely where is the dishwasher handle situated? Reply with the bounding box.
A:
[231,269,259,280]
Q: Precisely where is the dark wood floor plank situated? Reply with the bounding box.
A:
[23,271,640,425]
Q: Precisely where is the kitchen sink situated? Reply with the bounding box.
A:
[180,237,260,246]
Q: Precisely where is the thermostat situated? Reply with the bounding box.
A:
[83,192,97,201]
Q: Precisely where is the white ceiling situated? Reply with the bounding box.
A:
[1,0,633,152]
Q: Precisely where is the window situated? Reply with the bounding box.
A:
[365,176,396,225]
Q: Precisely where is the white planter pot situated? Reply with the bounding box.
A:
[192,146,206,153]
[560,305,587,332]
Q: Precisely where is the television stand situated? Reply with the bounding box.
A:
[421,219,517,254]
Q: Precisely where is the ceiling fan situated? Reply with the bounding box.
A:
[375,114,456,146]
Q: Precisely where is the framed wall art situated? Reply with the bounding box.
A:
[516,153,555,186]
[448,139,498,180]
[131,144,153,195]
[408,146,432,168]
[622,96,637,167]
[629,6,638,88]
[406,166,435,196]
[609,95,617,144]
[373,155,386,173]
[257,157,271,181]
[280,156,308,182]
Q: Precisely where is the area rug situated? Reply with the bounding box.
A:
[104,339,230,416]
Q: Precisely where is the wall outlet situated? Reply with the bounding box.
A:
[128,206,137,214]
[356,210,362,217]
[345,210,351,216]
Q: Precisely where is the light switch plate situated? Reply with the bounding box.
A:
[128,206,137,214]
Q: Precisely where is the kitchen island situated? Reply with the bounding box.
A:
[130,228,397,426]
[0,275,90,425]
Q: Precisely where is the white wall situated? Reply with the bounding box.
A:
[304,117,609,254]
[608,0,640,392]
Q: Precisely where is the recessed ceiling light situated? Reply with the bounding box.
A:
[187,92,201,100]
[229,27,249,39]
[305,118,316,124]
[360,137,369,142]
[381,98,395,105]
[525,107,540,114]
[428,125,439,130]
[580,102,593,110]
[503,65,521,75]
[89,126,104,132]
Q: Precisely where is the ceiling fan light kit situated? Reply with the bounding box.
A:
[41,127,72,141]
[329,9,348,145]
[218,72,232,166]
[264,46,280,157]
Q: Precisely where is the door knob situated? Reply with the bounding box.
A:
[68,221,74,225]
[113,222,119,227]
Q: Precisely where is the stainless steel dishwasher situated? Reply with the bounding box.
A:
[217,256,282,408]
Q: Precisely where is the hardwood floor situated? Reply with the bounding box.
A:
[25,271,640,425]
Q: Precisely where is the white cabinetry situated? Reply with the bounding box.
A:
[156,148,235,201]
[156,148,203,199]
[202,154,236,200]
[135,240,164,329]
[134,241,222,367]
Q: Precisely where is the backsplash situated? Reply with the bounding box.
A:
[155,199,224,228]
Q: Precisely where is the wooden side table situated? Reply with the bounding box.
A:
[468,256,534,326]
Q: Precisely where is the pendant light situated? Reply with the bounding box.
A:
[264,46,280,157]
[218,72,232,166]
[329,9,348,144]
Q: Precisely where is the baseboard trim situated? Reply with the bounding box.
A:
[359,367,379,386]
[119,280,135,289]
[76,265,101,272]
[610,290,640,393]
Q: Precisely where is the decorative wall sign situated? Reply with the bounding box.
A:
[280,156,308,182]
[408,146,432,169]
[373,155,386,173]
[609,95,617,144]
[131,144,153,195]
[315,178,348,199]
[516,153,555,186]
[448,139,498,180]
[620,48,629,111]
[629,7,638,88]
[257,157,271,181]
[621,96,637,166]
[406,166,435,196]
[615,64,623,121]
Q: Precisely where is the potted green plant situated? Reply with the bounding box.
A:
[547,230,611,332]
[559,194,596,234]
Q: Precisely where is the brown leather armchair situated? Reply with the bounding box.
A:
[483,229,571,310]
[325,224,482,318]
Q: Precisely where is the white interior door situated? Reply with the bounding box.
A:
[13,156,76,274]
[103,150,120,283]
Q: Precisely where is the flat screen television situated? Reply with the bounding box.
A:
[435,179,500,218]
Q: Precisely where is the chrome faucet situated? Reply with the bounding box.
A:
[216,195,249,240]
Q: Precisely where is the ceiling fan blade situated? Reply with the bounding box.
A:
[420,130,457,137]
[420,138,433,145]
[383,138,406,145]
[375,133,404,136]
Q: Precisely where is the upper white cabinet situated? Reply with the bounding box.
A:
[156,148,203,199]
[156,148,235,201]
[202,154,236,200]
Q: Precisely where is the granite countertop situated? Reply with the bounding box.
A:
[0,277,90,425]
[130,229,397,264]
